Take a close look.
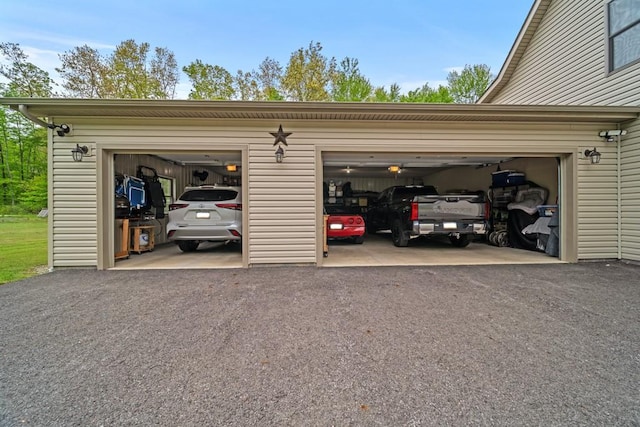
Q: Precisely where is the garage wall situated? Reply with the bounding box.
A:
[50,117,618,268]
[247,141,317,265]
[621,117,640,261]
[322,176,420,193]
[50,138,98,267]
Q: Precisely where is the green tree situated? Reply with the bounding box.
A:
[109,40,153,98]
[0,42,54,97]
[370,84,402,102]
[447,64,493,104]
[400,83,453,103]
[331,57,372,102]
[234,70,260,100]
[182,60,235,100]
[151,47,179,99]
[57,39,179,99]
[18,173,48,212]
[57,45,111,97]
[0,45,50,209]
[256,57,283,100]
[282,42,336,101]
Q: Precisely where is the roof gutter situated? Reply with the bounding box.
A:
[18,104,53,128]
[18,104,72,136]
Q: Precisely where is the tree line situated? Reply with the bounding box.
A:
[0,40,493,212]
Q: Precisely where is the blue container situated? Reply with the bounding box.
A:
[491,170,514,187]
[125,176,146,208]
[537,205,558,217]
[506,172,526,186]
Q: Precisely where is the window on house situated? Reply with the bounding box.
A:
[158,176,174,211]
[609,0,640,71]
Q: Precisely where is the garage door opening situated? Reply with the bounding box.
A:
[109,150,245,270]
[320,151,562,266]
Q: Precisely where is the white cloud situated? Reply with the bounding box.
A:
[6,30,116,50]
[173,82,191,100]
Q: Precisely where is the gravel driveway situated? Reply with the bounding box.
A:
[1,262,638,426]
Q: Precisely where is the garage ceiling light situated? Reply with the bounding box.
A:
[226,164,237,172]
[388,165,401,173]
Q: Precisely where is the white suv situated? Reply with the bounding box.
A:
[167,185,242,252]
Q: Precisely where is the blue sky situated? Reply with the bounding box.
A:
[0,0,533,98]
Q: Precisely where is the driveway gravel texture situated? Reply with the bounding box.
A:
[0,262,638,426]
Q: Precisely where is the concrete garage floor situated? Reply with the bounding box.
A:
[114,240,243,269]
[113,233,559,269]
[324,232,560,267]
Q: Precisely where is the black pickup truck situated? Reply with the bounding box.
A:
[366,185,487,247]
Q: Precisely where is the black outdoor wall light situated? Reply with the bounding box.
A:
[53,124,71,137]
[71,144,89,162]
[584,147,601,164]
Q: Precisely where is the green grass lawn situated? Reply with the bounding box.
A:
[0,216,48,285]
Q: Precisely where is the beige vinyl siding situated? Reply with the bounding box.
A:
[247,143,316,265]
[490,0,640,107]
[49,117,626,267]
[51,140,98,267]
[577,143,621,259]
[61,118,319,267]
[620,117,640,261]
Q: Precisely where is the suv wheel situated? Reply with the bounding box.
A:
[178,240,200,252]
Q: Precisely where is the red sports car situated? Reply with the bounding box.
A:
[326,213,365,244]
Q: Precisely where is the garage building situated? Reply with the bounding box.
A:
[2,99,638,270]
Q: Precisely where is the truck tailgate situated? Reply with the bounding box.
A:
[414,195,485,220]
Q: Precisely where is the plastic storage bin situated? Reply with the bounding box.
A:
[537,204,558,217]
[491,170,515,187]
[506,172,526,186]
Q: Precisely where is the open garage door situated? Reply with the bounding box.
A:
[321,151,562,266]
[109,150,246,270]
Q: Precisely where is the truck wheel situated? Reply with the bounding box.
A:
[391,220,409,247]
[450,235,471,248]
[178,240,199,252]
[366,223,378,234]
